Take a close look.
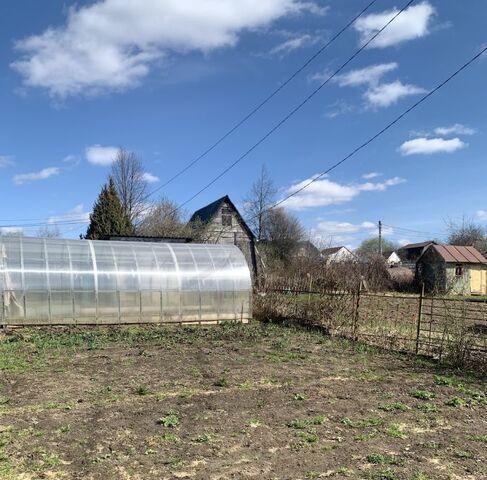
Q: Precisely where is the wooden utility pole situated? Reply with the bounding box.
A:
[378,220,383,256]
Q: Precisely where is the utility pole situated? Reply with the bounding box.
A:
[378,220,383,256]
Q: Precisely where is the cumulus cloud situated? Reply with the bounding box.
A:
[0,155,14,168]
[399,137,467,156]
[269,33,320,56]
[315,220,377,235]
[280,175,406,210]
[12,0,324,97]
[142,172,159,183]
[354,1,435,48]
[13,167,60,185]
[364,81,426,108]
[362,172,381,180]
[434,124,476,136]
[334,62,398,87]
[85,145,118,166]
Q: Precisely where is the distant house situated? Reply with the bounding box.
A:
[295,240,321,259]
[397,241,437,266]
[321,246,355,264]
[416,244,487,295]
[383,250,401,267]
[189,195,257,278]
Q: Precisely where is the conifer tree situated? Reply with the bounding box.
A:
[86,177,135,239]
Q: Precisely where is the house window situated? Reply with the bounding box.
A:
[221,207,232,227]
[455,264,463,276]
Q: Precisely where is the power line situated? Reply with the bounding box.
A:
[142,0,379,201]
[169,0,416,215]
[268,45,487,215]
[382,223,447,238]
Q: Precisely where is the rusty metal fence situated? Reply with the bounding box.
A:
[255,276,487,368]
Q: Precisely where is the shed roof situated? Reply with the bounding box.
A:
[423,244,487,264]
[321,246,345,256]
[399,240,437,251]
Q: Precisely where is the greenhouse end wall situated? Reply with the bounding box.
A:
[0,237,252,326]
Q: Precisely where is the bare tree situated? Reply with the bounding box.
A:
[137,197,186,237]
[446,215,487,254]
[36,225,61,238]
[111,148,148,223]
[243,165,277,241]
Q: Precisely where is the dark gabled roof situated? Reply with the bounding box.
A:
[399,240,437,251]
[321,246,345,256]
[189,195,255,240]
[419,244,487,264]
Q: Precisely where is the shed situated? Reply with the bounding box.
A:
[383,250,401,266]
[416,244,487,295]
[0,236,252,326]
[321,246,355,264]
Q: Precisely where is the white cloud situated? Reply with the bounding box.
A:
[315,220,377,235]
[280,175,406,210]
[364,81,426,108]
[269,33,320,56]
[399,137,467,156]
[13,167,60,185]
[334,63,398,87]
[0,155,14,168]
[362,172,381,180]
[48,204,91,224]
[325,99,355,119]
[142,172,159,183]
[476,210,487,221]
[354,1,435,49]
[12,0,324,97]
[434,124,476,136]
[85,145,118,166]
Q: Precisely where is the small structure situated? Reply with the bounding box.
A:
[383,250,401,267]
[397,241,437,266]
[416,244,487,295]
[0,236,252,326]
[321,246,355,264]
[189,195,257,278]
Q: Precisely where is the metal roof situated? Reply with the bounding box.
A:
[428,244,487,263]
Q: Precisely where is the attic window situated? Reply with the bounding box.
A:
[221,206,232,227]
[455,264,464,276]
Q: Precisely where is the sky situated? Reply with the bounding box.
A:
[0,0,486,248]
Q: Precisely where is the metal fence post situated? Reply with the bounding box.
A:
[415,283,425,354]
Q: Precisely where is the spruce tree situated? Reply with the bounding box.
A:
[86,177,135,239]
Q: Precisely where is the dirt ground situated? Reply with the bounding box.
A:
[0,322,486,480]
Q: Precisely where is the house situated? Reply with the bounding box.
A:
[189,195,257,278]
[295,240,321,259]
[321,246,355,264]
[397,240,437,266]
[416,244,487,295]
[383,250,401,267]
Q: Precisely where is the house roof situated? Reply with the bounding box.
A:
[382,250,399,259]
[321,246,344,256]
[421,244,487,264]
[399,240,437,251]
[189,195,255,240]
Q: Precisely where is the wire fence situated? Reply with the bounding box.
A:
[255,276,487,369]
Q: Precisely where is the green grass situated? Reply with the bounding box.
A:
[468,434,487,443]
[366,453,386,464]
[416,403,438,413]
[385,423,405,439]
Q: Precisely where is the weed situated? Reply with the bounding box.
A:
[434,375,456,387]
[214,377,229,388]
[158,433,179,443]
[341,417,382,428]
[416,403,438,413]
[378,402,409,412]
[296,431,318,444]
[248,419,264,428]
[305,472,320,479]
[293,393,306,401]
[311,415,327,425]
[412,473,431,480]
[468,434,487,443]
[287,419,309,430]
[446,397,466,407]
[412,389,435,400]
[192,433,211,443]
[454,450,473,459]
[157,412,179,428]
[385,424,405,439]
[366,453,386,464]
[135,385,150,396]
[58,424,71,433]
[368,468,398,480]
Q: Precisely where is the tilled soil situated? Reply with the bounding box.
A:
[0,323,485,479]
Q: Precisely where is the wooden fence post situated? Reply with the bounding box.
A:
[415,283,425,354]
[352,283,361,341]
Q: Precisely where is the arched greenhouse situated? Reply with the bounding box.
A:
[0,237,252,326]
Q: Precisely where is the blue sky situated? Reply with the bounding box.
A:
[0,0,486,248]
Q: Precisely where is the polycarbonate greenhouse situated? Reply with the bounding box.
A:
[0,236,252,326]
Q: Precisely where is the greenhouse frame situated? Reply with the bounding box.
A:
[0,237,252,326]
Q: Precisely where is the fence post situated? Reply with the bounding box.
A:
[415,283,425,354]
[352,283,361,341]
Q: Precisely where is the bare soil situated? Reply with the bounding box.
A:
[0,322,486,480]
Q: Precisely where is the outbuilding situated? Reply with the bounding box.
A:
[416,244,487,295]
